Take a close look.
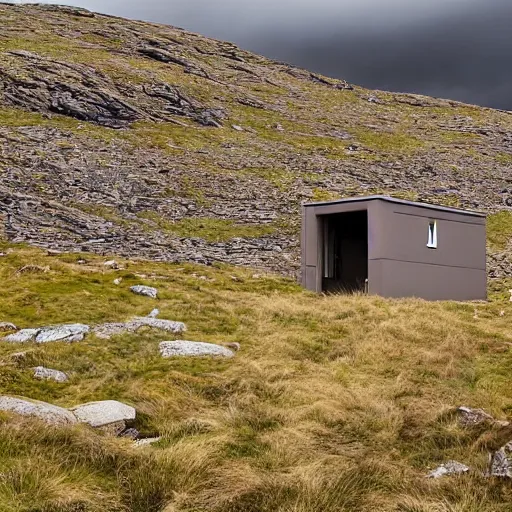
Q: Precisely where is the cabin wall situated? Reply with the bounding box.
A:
[302,199,487,300]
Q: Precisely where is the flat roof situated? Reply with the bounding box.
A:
[303,195,486,217]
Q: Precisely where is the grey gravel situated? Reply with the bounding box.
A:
[33,366,68,383]
[159,340,234,358]
[130,285,158,298]
[0,396,76,425]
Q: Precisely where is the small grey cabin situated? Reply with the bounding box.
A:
[301,195,486,301]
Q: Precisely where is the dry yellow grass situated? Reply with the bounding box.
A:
[1,244,512,510]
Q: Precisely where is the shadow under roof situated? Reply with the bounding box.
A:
[303,195,486,218]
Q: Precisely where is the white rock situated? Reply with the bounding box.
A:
[71,400,136,428]
[33,366,68,383]
[147,309,160,318]
[132,317,186,333]
[4,328,40,343]
[0,322,18,332]
[231,124,244,131]
[427,461,469,478]
[0,396,76,425]
[134,436,162,448]
[130,285,158,298]
[113,278,122,285]
[93,322,139,339]
[35,324,89,343]
[159,340,234,358]
[104,260,118,269]
[93,317,186,339]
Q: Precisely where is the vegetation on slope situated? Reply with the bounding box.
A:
[1,3,512,274]
[2,243,512,511]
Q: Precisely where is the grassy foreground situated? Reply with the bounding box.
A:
[2,244,512,511]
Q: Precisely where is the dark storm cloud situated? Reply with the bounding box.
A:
[41,0,512,109]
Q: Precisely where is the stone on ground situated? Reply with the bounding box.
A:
[33,366,68,383]
[130,285,158,298]
[4,328,40,343]
[159,340,234,358]
[427,460,470,478]
[134,437,162,447]
[93,322,138,339]
[0,322,18,331]
[457,406,508,427]
[71,400,136,428]
[148,308,159,318]
[35,324,89,343]
[0,396,76,425]
[3,324,89,344]
[490,442,512,478]
[132,317,186,333]
[93,317,186,339]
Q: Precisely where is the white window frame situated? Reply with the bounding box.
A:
[427,220,437,249]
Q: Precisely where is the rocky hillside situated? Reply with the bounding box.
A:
[1,3,512,276]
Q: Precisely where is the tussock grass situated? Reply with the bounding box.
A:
[1,245,512,510]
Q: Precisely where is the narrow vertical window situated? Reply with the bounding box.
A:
[427,220,437,248]
[323,221,334,278]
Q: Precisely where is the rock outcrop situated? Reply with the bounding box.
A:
[130,285,158,298]
[4,324,89,343]
[0,396,76,425]
[71,400,136,434]
[33,366,69,383]
[159,340,234,358]
[427,461,470,479]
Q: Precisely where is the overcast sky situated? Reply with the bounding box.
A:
[38,0,512,110]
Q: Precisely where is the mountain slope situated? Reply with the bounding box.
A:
[1,3,512,277]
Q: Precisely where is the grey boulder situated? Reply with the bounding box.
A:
[457,406,495,427]
[159,340,234,358]
[130,285,158,298]
[3,324,89,344]
[33,366,69,383]
[132,317,186,333]
[35,324,89,343]
[93,317,186,339]
[71,400,136,428]
[0,396,76,425]
[490,442,512,478]
[427,460,470,478]
[4,328,40,343]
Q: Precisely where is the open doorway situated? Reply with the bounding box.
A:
[321,210,368,293]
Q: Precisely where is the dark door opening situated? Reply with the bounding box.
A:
[321,210,368,293]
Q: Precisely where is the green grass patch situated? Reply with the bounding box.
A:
[354,128,424,154]
[136,213,276,241]
[487,211,512,251]
[496,153,512,166]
